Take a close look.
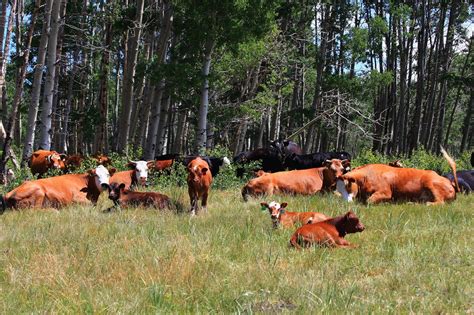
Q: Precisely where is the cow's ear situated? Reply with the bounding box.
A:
[201,167,208,175]
[126,162,136,169]
[323,159,331,167]
[260,202,268,212]
[108,168,117,176]
[147,160,155,169]
[280,202,288,208]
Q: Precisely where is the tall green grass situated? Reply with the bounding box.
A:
[0,188,472,313]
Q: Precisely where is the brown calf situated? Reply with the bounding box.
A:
[107,183,170,209]
[187,157,213,216]
[260,201,329,228]
[29,150,67,177]
[289,211,365,249]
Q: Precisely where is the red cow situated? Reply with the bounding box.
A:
[94,154,112,166]
[260,201,329,228]
[242,159,346,200]
[187,157,213,216]
[107,183,170,210]
[65,154,84,171]
[29,150,66,177]
[336,148,459,205]
[1,165,115,211]
[289,211,365,249]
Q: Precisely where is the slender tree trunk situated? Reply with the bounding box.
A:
[144,83,165,159]
[156,95,171,155]
[0,0,16,124]
[460,89,473,152]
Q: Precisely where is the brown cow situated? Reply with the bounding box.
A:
[29,150,67,177]
[187,157,213,216]
[93,154,112,166]
[107,183,170,210]
[65,154,84,171]
[1,165,115,212]
[336,148,459,205]
[154,159,174,172]
[289,211,365,249]
[242,159,346,201]
[260,201,329,228]
[110,160,154,189]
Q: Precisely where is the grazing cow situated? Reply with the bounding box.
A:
[107,183,170,209]
[110,160,154,189]
[29,149,67,177]
[260,201,329,228]
[336,148,460,205]
[187,157,213,216]
[443,170,474,194]
[1,165,115,212]
[242,159,346,201]
[388,160,403,168]
[284,151,352,171]
[94,153,112,166]
[289,211,365,249]
[65,154,84,171]
[234,147,284,177]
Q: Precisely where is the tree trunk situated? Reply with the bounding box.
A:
[38,0,62,150]
[144,83,165,159]
[156,95,171,155]
[0,0,16,124]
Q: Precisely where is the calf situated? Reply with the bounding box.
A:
[1,165,114,211]
[242,159,345,200]
[110,160,154,189]
[261,201,329,228]
[29,149,67,177]
[65,154,84,171]
[289,211,365,249]
[107,183,170,209]
[187,157,213,216]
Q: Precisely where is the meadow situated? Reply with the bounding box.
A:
[0,183,472,313]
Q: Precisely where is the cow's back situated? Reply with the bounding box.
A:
[110,170,134,188]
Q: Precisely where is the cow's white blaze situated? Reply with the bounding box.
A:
[268,201,282,218]
[336,179,353,202]
[95,165,111,191]
[129,161,150,184]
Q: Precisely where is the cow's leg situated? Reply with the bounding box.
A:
[188,188,198,216]
[367,190,392,204]
[201,192,209,213]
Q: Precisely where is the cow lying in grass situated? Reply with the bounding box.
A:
[260,201,328,228]
[242,159,346,200]
[289,211,365,249]
[107,183,170,210]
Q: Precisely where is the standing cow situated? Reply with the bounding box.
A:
[187,157,213,216]
[110,160,154,189]
[29,150,67,177]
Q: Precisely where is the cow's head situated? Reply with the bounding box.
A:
[46,152,67,170]
[323,159,346,178]
[341,211,365,234]
[127,160,154,186]
[336,175,358,202]
[108,183,126,203]
[95,154,112,166]
[187,162,209,183]
[260,201,288,227]
[89,165,116,191]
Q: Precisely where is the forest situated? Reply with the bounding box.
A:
[0,0,472,172]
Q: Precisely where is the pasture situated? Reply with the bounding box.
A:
[0,186,472,313]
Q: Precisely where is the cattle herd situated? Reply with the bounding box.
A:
[1,142,473,250]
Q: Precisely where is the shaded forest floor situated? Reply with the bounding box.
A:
[0,188,472,313]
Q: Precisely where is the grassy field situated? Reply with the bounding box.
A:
[0,186,472,313]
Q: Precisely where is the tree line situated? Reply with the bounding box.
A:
[0,0,471,176]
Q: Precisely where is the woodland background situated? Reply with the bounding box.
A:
[0,0,472,169]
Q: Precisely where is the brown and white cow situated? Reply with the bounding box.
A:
[336,148,459,205]
[260,201,329,228]
[110,160,154,189]
[107,183,170,210]
[241,159,346,201]
[1,165,115,212]
[187,157,213,216]
[289,211,365,249]
[29,150,67,177]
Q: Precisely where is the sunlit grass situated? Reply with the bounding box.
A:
[0,187,472,313]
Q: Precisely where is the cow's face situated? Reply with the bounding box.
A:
[128,160,154,186]
[342,211,365,233]
[323,159,345,178]
[260,201,288,221]
[188,164,208,183]
[108,183,125,202]
[336,176,358,202]
[90,165,115,191]
[46,153,66,170]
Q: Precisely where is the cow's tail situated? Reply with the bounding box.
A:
[440,146,460,193]
[289,233,302,250]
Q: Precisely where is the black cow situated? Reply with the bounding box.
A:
[284,151,352,171]
[233,147,284,177]
[443,170,474,194]
[270,139,303,159]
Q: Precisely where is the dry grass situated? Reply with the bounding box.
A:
[0,187,472,313]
